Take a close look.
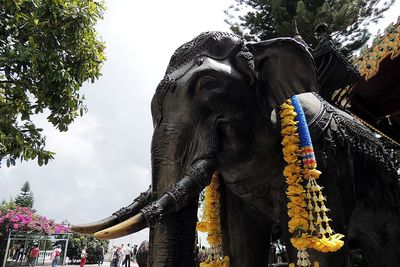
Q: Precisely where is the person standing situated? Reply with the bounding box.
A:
[109,245,116,262]
[110,246,118,267]
[16,245,24,262]
[122,244,131,267]
[25,246,32,263]
[97,245,104,266]
[113,245,123,267]
[132,245,138,263]
[9,245,17,261]
[51,244,62,267]
[28,243,40,267]
[80,246,88,267]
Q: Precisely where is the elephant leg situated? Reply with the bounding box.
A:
[220,186,271,267]
[349,206,400,267]
[349,211,385,266]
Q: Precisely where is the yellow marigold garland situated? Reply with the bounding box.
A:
[280,97,344,267]
[197,172,230,267]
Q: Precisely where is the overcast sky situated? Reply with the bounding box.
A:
[1,0,399,248]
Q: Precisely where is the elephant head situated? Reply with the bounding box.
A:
[71,31,321,266]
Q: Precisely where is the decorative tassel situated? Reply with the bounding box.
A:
[280,96,345,267]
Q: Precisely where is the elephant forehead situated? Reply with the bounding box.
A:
[176,58,239,85]
[166,31,243,74]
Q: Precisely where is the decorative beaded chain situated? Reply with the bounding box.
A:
[280,96,344,267]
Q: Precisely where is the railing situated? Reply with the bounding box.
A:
[37,251,53,263]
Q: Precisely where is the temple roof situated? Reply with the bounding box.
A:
[349,18,400,146]
[356,21,400,80]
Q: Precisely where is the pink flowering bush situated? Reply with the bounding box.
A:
[0,207,69,235]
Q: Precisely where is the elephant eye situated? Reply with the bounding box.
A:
[196,76,223,92]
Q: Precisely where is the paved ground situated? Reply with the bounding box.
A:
[84,264,139,267]
[5,262,140,267]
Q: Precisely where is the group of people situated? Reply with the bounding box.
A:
[110,244,138,267]
[9,244,26,262]
[7,242,142,267]
[80,244,107,267]
[8,243,62,267]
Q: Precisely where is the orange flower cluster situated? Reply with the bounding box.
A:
[280,101,309,238]
[197,173,230,267]
[200,256,230,267]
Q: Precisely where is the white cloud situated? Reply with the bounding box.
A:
[45,115,103,164]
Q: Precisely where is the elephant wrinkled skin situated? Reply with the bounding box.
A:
[72,32,400,267]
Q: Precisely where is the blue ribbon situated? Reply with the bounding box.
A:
[290,95,313,149]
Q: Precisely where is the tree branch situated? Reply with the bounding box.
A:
[0,80,17,84]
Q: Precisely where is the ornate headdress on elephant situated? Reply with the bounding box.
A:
[153,31,318,126]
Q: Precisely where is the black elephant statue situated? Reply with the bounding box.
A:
[72,32,400,267]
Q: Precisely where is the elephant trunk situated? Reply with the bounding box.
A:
[145,122,217,266]
[147,158,215,267]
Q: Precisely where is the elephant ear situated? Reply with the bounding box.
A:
[246,38,319,116]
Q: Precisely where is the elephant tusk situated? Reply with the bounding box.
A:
[71,186,152,235]
[70,215,119,235]
[94,213,147,240]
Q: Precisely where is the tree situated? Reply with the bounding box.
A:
[0,0,106,167]
[225,0,395,54]
[15,181,34,209]
[0,198,16,214]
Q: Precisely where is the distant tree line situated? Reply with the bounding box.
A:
[225,0,395,55]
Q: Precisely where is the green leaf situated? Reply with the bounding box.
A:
[38,156,43,166]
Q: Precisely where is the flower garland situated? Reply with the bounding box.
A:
[280,96,344,267]
[197,172,230,267]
